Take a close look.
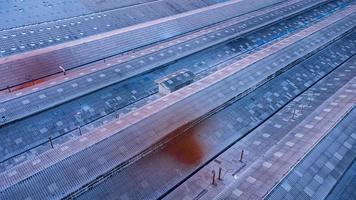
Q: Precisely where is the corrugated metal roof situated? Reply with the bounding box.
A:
[265,107,356,200]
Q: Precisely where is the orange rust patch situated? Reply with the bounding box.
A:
[165,133,203,165]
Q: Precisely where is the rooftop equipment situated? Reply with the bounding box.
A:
[155,69,195,95]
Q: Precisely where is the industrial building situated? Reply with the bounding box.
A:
[0,0,355,200]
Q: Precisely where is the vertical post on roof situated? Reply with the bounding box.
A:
[218,167,222,180]
[49,136,54,149]
[7,86,11,93]
[78,126,82,136]
[240,150,244,162]
[212,170,216,185]
[59,66,66,75]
